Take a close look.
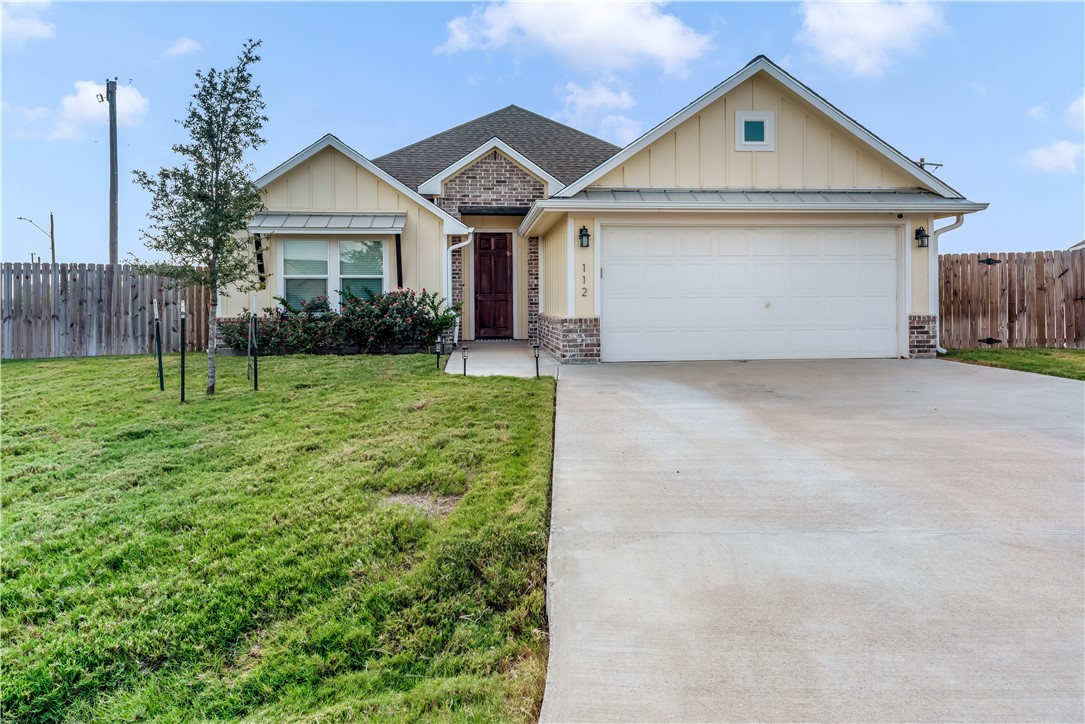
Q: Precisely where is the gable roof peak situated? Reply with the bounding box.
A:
[555,55,965,199]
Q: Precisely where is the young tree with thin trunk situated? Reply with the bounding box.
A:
[133,39,267,395]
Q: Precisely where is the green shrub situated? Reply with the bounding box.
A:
[219,289,459,355]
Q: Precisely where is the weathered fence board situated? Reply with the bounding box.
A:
[940,250,1085,349]
[0,263,209,360]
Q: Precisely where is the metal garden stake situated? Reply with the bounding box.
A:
[153,299,164,391]
[179,300,186,403]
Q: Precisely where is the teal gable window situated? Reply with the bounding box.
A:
[735,111,775,151]
[743,120,766,143]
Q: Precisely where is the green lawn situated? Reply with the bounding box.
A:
[1,354,555,722]
[941,347,1085,380]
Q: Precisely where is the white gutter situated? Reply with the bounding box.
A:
[931,214,964,354]
[445,228,475,343]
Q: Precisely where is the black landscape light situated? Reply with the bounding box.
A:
[462,345,469,376]
[533,343,540,377]
[435,338,443,370]
[915,227,930,248]
[579,226,591,248]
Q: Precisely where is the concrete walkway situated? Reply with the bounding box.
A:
[442,340,558,378]
[542,360,1084,722]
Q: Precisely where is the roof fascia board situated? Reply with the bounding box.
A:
[556,57,959,199]
[254,134,469,236]
[530,198,989,214]
[417,137,562,196]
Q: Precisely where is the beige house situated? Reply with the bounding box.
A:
[222,56,986,361]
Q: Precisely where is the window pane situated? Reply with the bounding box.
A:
[744,120,766,143]
[284,241,328,275]
[341,277,383,300]
[283,278,327,308]
[340,240,383,276]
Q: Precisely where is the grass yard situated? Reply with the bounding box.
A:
[1,353,555,722]
[941,347,1085,380]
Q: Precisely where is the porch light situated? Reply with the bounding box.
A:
[462,345,469,376]
[579,226,591,248]
[915,227,930,248]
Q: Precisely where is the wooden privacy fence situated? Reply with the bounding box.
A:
[939,250,1085,349]
[1,263,210,360]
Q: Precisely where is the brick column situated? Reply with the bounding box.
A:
[527,237,540,343]
[908,314,938,358]
[539,314,600,363]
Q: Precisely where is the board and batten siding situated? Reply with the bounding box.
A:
[572,215,596,317]
[222,146,447,317]
[593,76,916,191]
[541,219,568,316]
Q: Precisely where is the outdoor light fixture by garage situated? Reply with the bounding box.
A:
[915,227,930,248]
[533,343,540,378]
[579,226,591,248]
[461,345,469,376]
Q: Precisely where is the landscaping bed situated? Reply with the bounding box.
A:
[1,354,555,721]
[940,347,1085,380]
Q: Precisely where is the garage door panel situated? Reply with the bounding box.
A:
[601,226,899,362]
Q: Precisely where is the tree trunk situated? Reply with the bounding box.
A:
[207,287,218,395]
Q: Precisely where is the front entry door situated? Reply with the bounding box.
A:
[475,232,513,338]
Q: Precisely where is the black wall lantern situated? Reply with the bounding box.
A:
[915,227,930,248]
[579,226,591,248]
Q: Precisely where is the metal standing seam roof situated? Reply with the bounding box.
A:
[249,212,407,234]
[562,189,990,210]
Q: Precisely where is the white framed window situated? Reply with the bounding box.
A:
[280,239,388,310]
[735,111,775,151]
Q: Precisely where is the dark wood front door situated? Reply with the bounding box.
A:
[475,233,513,338]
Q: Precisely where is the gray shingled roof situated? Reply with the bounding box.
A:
[372,105,620,192]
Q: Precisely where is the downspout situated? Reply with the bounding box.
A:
[394,233,403,289]
[445,227,475,346]
[931,214,964,354]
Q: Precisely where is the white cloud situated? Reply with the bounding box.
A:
[1024,140,1084,174]
[557,80,634,120]
[553,79,641,146]
[1,100,50,122]
[49,81,150,141]
[1026,104,1047,121]
[597,115,642,146]
[165,36,203,57]
[796,1,945,77]
[1067,93,1084,132]
[438,2,711,76]
[2,1,55,44]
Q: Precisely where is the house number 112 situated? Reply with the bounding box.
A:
[581,264,587,297]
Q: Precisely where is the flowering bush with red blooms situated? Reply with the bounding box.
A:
[219,288,459,355]
[339,287,457,353]
[275,294,341,354]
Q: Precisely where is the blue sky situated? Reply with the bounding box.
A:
[3,1,1083,264]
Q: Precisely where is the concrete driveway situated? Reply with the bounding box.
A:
[542,360,1083,722]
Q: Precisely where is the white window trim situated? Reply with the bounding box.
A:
[736,111,775,151]
[278,238,391,310]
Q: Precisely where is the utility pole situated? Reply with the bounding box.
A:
[107,78,118,265]
[49,212,56,266]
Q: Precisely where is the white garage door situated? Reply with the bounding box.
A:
[600,226,900,362]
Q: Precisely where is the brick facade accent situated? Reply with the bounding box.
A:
[435,151,545,219]
[527,237,540,343]
[539,314,600,363]
[450,245,464,308]
[908,314,938,358]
